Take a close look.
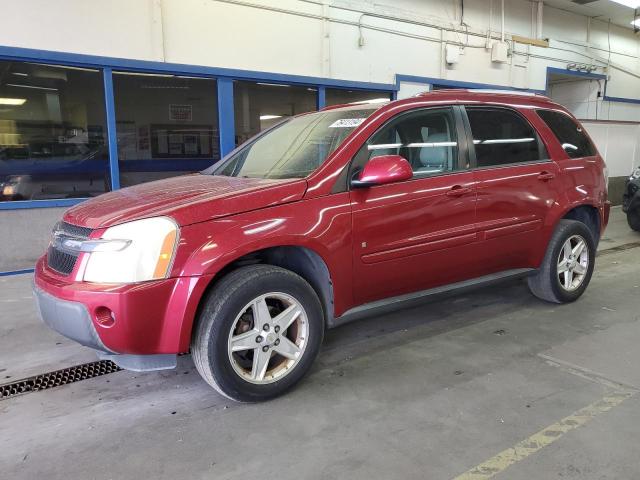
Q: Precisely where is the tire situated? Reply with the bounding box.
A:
[527,219,596,304]
[192,265,324,402]
[628,208,640,232]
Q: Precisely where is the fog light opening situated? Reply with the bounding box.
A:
[95,306,115,327]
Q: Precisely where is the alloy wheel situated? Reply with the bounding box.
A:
[557,234,589,292]
[227,292,309,384]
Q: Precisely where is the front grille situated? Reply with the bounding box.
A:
[46,221,94,276]
[47,247,78,275]
[59,222,93,238]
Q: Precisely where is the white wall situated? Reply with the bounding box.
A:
[583,121,640,178]
[1,0,639,158]
[1,0,640,121]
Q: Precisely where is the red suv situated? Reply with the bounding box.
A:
[34,90,610,401]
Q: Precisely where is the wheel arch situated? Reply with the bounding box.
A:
[560,204,601,246]
[188,245,335,346]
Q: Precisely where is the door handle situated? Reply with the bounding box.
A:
[446,185,472,197]
[537,171,556,181]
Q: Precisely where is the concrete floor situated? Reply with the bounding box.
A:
[1,206,639,479]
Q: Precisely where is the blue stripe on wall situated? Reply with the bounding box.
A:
[0,268,35,277]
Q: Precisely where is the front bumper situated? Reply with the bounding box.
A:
[33,284,177,371]
[33,256,212,356]
[33,283,112,353]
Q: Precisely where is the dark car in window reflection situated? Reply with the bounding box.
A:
[0,143,110,201]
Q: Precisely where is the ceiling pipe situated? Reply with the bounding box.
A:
[501,0,505,42]
[536,0,544,40]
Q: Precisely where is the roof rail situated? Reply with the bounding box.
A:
[415,89,542,97]
[471,89,538,96]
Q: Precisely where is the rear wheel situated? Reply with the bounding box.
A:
[192,265,323,402]
[628,208,640,232]
[527,219,596,303]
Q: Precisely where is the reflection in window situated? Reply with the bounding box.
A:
[466,108,544,167]
[363,108,459,175]
[0,61,109,201]
[536,109,596,159]
[113,73,220,187]
[234,81,317,146]
[218,108,374,179]
[325,88,391,107]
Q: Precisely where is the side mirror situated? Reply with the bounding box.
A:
[351,155,413,188]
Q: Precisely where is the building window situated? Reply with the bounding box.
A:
[0,61,109,202]
[234,81,317,146]
[112,73,220,188]
[325,88,391,107]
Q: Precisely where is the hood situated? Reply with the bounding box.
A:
[64,174,308,228]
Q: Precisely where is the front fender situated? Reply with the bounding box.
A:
[170,194,354,351]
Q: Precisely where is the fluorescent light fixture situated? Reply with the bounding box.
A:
[259,114,283,120]
[6,83,58,91]
[610,0,640,7]
[0,98,27,105]
[256,82,290,87]
[11,72,29,77]
[30,63,96,72]
[114,71,174,78]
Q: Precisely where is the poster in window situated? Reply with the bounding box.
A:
[169,104,192,121]
[157,130,168,155]
[184,134,199,156]
[138,126,150,151]
[168,134,184,155]
[200,133,211,155]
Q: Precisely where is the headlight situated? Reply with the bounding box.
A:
[631,167,640,180]
[82,217,178,283]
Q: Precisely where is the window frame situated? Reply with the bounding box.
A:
[345,105,471,190]
[0,61,113,204]
[0,48,396,209]
[461,105,551,171]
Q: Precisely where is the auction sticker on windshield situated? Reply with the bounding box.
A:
[329,118,367,128]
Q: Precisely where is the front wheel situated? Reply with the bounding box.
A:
[628,208,640,232]
[192,265,324,402]
[528,219,596,304]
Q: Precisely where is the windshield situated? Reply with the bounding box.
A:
[213,107,377,179]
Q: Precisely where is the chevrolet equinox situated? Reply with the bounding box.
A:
[34,90,610,401]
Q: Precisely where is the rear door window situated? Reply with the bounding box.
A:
[465,107,546,168]
[536,109,596,159]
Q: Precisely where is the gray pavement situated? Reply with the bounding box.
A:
[1,206,639,479]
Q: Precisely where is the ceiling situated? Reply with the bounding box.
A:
[544,0,639,30]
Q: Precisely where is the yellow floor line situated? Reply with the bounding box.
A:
[452,390,635,480]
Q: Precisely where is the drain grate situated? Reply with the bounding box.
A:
[0,360,122,401]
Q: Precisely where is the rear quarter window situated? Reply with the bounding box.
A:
[536,109,596,159]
